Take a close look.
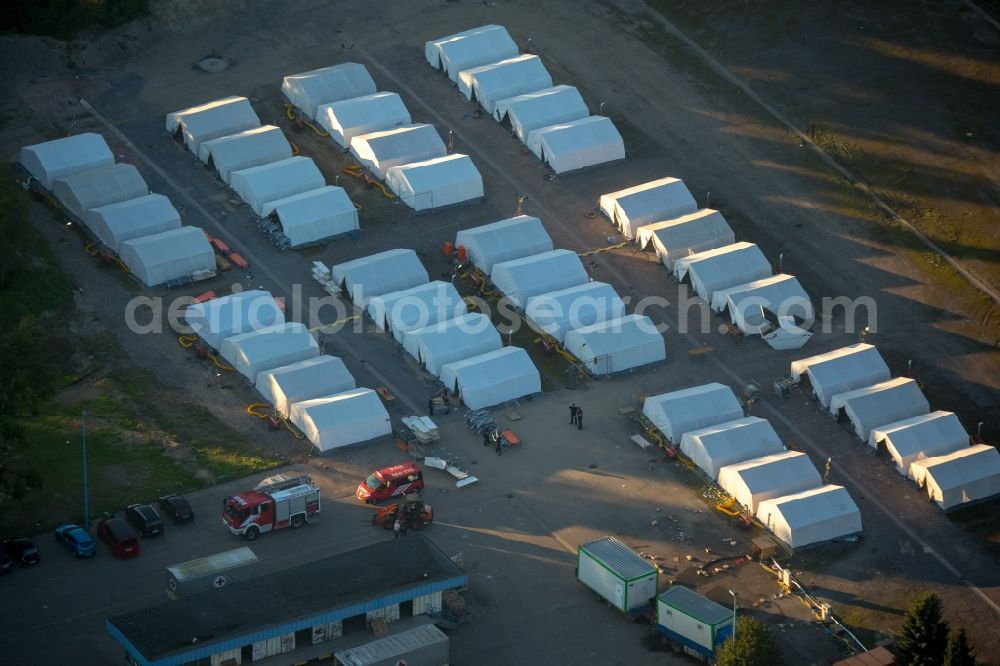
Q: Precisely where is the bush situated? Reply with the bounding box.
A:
[2,0,149,40]
[716,616,783,666]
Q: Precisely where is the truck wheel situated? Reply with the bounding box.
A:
[410,519,424,531]
[244,526,259,541]
[291,515,304,529]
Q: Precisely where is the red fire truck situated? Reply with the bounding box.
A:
[223,474,320,541]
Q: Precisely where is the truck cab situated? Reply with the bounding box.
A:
[356,462,424,504]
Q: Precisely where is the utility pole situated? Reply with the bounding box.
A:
[82,411,90,529]
[728,590,738,643]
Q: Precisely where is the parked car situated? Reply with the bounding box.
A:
[355,462,424,504]
[158,495,194,523]
[96,518,139,559]
[0,547,12,574]
[4,537,40,566]
[53,524,97,558]
[125,504,164,537]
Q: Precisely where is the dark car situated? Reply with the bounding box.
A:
[96,518,139,559]
[0,547,12,574]
[158,495,194,523]
[4,537,40,566]
[125,504,164,537]
[54,524,97,558]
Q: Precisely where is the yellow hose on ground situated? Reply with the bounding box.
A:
[208,352,235,371]
[283,419,305,440]
[285,103,295,120]
[578,241,628,257]
[290,142,300,156]
[353,202,363,211]
[340,165,395,199]
[284,102,330,137]
[178,335,198,348]
[246,403,270,419]
[84,241,98,256]
[114,257,130,273]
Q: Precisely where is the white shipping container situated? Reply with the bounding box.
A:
[655,586,733,659]
[252,633,295,661]
[577,536,658,613]
[312,620,344,644]
[412,591,443,616]
[211,647,242,666]
[334,624,449,666]
[366,604,401,625]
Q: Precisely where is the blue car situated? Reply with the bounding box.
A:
[54,524,96,558]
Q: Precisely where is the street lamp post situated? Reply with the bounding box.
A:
[728,589,738,643]
[82,410,89,529]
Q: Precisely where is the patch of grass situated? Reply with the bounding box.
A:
[0,227,73,328]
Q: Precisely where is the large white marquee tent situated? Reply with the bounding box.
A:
[185,290,285,350]
[85,194,181,252]
[679,417,786,479]
[490,249,589,309]
[402,313,502,376]
[52,164,149,220]
[366,281,466,342]
[642,383,743,443]
[229,157,326,216]
[425,25,519,82]
[600,177,698,240]
[118,227,215,288]
[265,186,358,248]
[20,133,114,189]
[219,322,319,383]
[386,154,484,211]
[868,411,968,478]
[166,96,261,155]
[829,377,930,441]
[330,249,429,307]
[524,281,626,342]
[318,92,412,149]
[673,242,772,303]
[254,356,356,418]
[712,274,814,336]
[756,485,862,550]
[290,388,392,453]
[198,125,292,184]
[350,124,446,179]
[440,347,541,410]
[790,344,891,408]
[910,445,1000,511]
[636,209,734,269]
[493,85,589,142]
[717,451,822,515]
[458,54,552,114]
[455,215,553,274]
[563,315,665,375]
[281,63,377,120]
[526,116,625,174]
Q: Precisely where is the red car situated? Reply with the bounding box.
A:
[97,518,140,559]
[356,463,424,504]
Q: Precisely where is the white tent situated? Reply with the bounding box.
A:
[229,157,326,216]
[289,388,392,453]
[910,445,1000,511]
[458,54,552,114]
[440,347,541,410]
[673,243,772,303]
[490,249,589,309]
[281,63,377,120]
[52,164,149,220]
[198,126,292,184]
[20,133,114,189]
[757,485,862,550]
[330,249,429,307]
[829,377,930,441]
[493,85,589,142]
[386,154,484,211]
[118,226,215,287]
[366,281,467,342]
[455,215,553,274]
[402,313,502,377]
[350,124,447,180]
[524,281,626,342]
[563,314,665,375]
[679,417,786,479]
[84,194,181,253]
[185,290,285,350]
[526,116,625,174]
[868,411,968,478]
[254,356,356,417]
[166,96,261,155]
[265,186,358,248]
[318,92,412,149]
[219,322,319,384]
[712,274,814,335]
[718,451,822,515]
[425,25,519,82]
[790,344,891,408]
[636,210,734,268]
[642,383,743,443]
[600,178,698,240]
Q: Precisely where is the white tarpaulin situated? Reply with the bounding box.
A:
[318,92,412,148]
[219,322,319,384]
[524,281,625,343]
[198,126,292,184]
[679,417,786,479]
[493,85,589,142]
[673,242,772,303]
[166,96,261,155]
[254,356,355,417]
[229,157,326,216]
[868,411,968,478]
[331,249,429,307]
[281,63,377,120]
[118,226,214,287]
[266,186,358,248]
[829,377,930,441]
[458,54,552,114]
[718,451,822,515]
[490,249,589,309]
[526,116,625,174]
[20,133,114,190]
[185,290,285,350]
[564,314,665,375]
[52,164,149,220]
[642,383,743,443]
[455,215,552,274]
[712,274,814,335]
[366,281,467,341]
[289,388,392,452]
[350,124,446,179]
[910,445,1000,511]
[600,178,698,240]
[756,485,862,550]
[402,313,502,376]
[440,347,541,409]
[425,24,519,81]
[790,344,891,408]
[386,154,484,211]
[637,210,734,268]
[84,194,181,253]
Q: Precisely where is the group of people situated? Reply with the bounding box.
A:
[569,403,584,429]
[393,515,409,539]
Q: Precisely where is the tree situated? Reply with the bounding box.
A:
[716,616,783,666]
[896,592,950,666]
[943,628,976,666]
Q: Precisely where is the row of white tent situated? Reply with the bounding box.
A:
[19,133,216,287]
[183,290,391,452]
[426,24,625,174]
[600,177,814,350]
[642,382,863,550]
[281,62,485,212]
[166,96,359,247]
[791,344,1000,511]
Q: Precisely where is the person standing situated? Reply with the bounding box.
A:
[483,429,491,447]
[569,403,578,425]
[428,398,434,416]
[577,406,584,430]
[400,517,409,537]
[496,435,503,457]
[393,517,401,539]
